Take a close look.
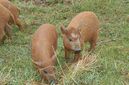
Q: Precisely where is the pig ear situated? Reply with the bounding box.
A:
[52,54,56,63]
[32,60,42,67]
[60,25,67,34]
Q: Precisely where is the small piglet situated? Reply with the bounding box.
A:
[61,11,99,62]
[0,4,14,44]
[32,24,58,84]
[0,0,23,31]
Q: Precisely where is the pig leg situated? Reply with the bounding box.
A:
[5,24,12,41]
[1,35,6,44]
[16,19,24,32]
[0,27,6,44]
[73,53,81,62]
[89,41,96,51]
[89,38,97,52]
[64,48,70,62]
[89,32,98,51]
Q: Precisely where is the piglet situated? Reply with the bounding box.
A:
[0,0,23,31]
[61,11,100,62]
[0,4,15,44]
[32,24,58,84]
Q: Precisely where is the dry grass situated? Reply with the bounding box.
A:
[0,68,13,85]
[57,54,97,85]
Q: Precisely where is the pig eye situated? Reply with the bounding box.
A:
[68,38,72,42]
[43,70,48,74]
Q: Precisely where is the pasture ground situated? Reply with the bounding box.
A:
[0,0,129,85]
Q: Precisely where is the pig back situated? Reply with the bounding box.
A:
[0,4,12,28]
[32,24,58,64]
[0,0,20,20]
[68,11,99,41]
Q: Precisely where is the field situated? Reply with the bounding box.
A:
[0,0,129,85]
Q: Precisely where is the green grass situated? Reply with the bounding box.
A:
[0,0,129,85]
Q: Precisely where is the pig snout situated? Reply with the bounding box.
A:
[74,47,81,53]
[49,76,57,85]
[72,40,82,53]
[74,46,81,54]
[47,72,57,85]
[49,79,57,85]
